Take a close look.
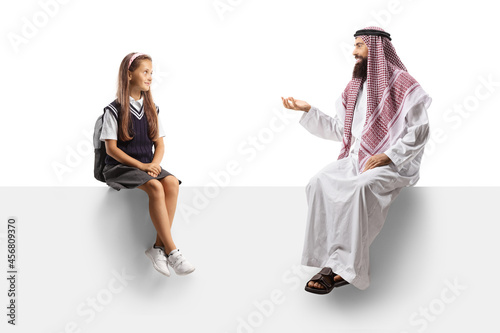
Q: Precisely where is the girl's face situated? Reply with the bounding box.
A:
[128,59,153,92]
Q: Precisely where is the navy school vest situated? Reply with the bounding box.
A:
[104,100,160,166]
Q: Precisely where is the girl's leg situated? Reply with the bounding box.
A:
[138,179,177,253]
[153,176,180,248]
[159,175,180,228]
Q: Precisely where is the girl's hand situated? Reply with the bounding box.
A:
[281,97,311,112]
[141,162,162,177]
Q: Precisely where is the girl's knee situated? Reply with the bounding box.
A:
[161,175,179,192]
[143,179,164,197]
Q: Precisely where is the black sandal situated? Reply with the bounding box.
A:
[304,267,336,294]
[334,278,350,288]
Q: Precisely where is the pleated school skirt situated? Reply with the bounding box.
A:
[103,163,182,191]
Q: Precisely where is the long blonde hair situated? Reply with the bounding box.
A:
[116,52,159,141]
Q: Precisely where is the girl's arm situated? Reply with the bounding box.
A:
[152,137,165,165]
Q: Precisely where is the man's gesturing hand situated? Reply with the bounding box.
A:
[362,153,392,172]
[281,97,311,112]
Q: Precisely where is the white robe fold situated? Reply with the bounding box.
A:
[299,83,430,290]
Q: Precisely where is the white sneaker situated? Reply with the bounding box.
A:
[145,245,170,277]
[167,249,195,275]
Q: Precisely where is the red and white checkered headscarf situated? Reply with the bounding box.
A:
[338,27,430,171]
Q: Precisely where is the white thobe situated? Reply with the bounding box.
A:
[299,82,430,290]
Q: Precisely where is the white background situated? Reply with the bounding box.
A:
[1,0,499,187]
[1,1,499,332]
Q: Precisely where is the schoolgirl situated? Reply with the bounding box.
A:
[100,52,194,277]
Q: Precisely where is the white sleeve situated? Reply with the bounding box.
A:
[99,109,118,141]
[384,102,430,170]
[299,105,344,141]
[158,114,166,138]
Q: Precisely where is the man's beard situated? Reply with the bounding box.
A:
[353,56,367,79]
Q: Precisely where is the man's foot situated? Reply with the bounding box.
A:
[332,274,350,288]
[304,267,336,294]
[307,273,346,290]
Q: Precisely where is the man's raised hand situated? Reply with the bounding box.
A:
[281,97,311,112]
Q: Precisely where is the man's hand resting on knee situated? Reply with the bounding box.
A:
[362,153,392,172]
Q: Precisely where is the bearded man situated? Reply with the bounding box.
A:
[282,27,431,294]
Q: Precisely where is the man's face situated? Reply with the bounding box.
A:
[352,37,368,78]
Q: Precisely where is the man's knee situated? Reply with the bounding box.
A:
[307,171,326,192]
[355,170,386,193]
